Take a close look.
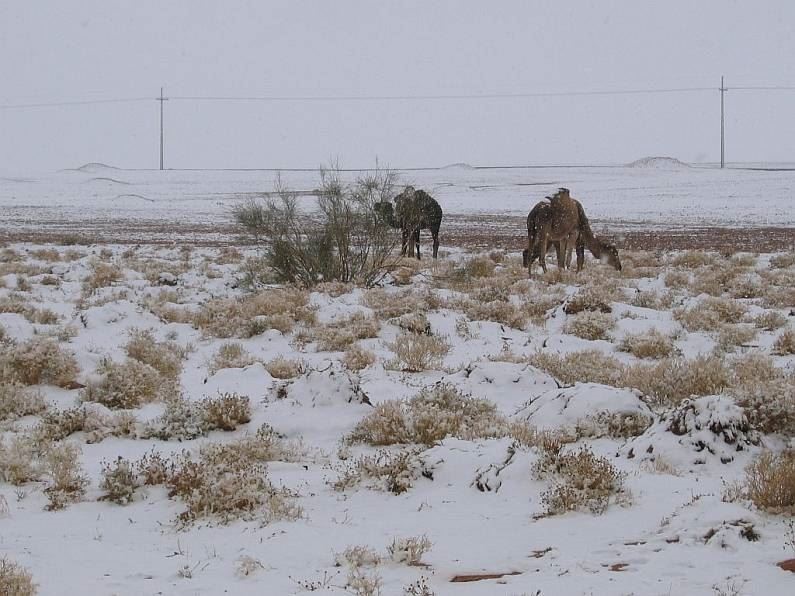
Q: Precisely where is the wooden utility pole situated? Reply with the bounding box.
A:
[720,76,726,169]
[157,87,168,170]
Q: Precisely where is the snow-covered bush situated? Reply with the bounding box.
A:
[81,358,174,409]
[264,356,305,379]
[564,285,615,315]
[563,311,614,341]
[529,349,624,387]
[208,342,256,374]
[773,329,795,355]
[743,450,795,512]
[343,344,376,371]
[81,259,123,294]
[124,328,184,379]
[200,392,251,431]
[99,457,140,504]
[43,442,89,510]
[618,329,676,359]
[0,382,45,423]
[311,312,381,351]
[0,435,39,485]
[333,448,430,495]
[0,337,79,388]
[622,355,731,405]
[0,557,37,596]
[386,333,450,372]
[674,297,747,332]
[752,310,787,331]
[388,535,432,566]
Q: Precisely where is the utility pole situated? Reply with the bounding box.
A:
[720,76,726,169]
[157,87,168,170]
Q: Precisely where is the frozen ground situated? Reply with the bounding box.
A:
[0,241,793,595]
[0,163,793,248]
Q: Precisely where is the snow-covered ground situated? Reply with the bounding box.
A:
[0,241,793,595]
[1,162,794,241]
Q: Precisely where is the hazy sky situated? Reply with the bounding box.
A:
[1,1,794,172]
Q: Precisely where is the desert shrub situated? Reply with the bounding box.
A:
[674,297,748,332]
[743,450,795,512]
[43,442,89,510]
[388,535,432,566]
[773,329,795,355]
[731,361,795,435]
[141,397,207,441]
[716,324,758,353]
[753,311,787,331]
[671,251,717,269]
[165,434,302,525]
[386,333,450,372]
[333,447,430,495]
[124,328,184,379]
[80,359,174,409]
[312,312,381,351]
[463,256,496,278]
[0,338,79,388]
[622,355,731,405]
[193,287,315,338]
[34,406,137,444]
[563,311,614,341]
[348,384,501,446]
[533,444,628,515]
[618,329,676,359]
[82,260,123,293]
[343,344,377,371]
[99,457,140,504]
[0,558,37,596]
[234,166,400,287]
[208,342,256,374]
[630,289,674,310]
[392,312,431,336]
[564,286,615,315]
[0,382,46,423]
[728,274,766,299]
[363,288,441,320]
[529,350,624,386]
[201,393,251,431]
[770,253,795,269]
[264,356,304,379]
[761,286,795,309]
[346,569,383,596]
[664,270,690,289]
[136,450,171,486]
[0,435,39,485]
[462,298,527,329]
[30,247,61,261]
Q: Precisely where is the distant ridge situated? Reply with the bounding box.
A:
[626,156,691,169]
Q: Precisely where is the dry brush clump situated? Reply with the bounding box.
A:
[193,287,315,338]
[529,350,625,387]
[0,295,59,325]
[769,253,795,269]
[0,434,39,485]
[33,406,137,444]
[563,285,617,315]
[208,342,257,374]
[0,337,79,388]
[730,353,795,436]
[772,328,795,355]
[386,333,450,372]
[674,297,748,332]
[670,250,718,269]
[142,393,251,440]
[82,260,123,294]
[124,328,185,379]
[306,312,381,352]
[618,329,676,359]
[563,311,615,341]
[533,443,628,515]
[630,289,674,310]
[343,344,377,371]
[99,456,140,504]
[0,557,37,596]
[622,354,731,406]
[43,442,89,510]
[347,384,502,446]
[332,447,431,495]
[752,310,787,331]
[0,382,46,424]
[740,450,795,513]
[264,356,305,379]
[80,358,177,409]
[363,287,441,320]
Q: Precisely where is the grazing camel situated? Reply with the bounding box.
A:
[525,188,622,275]
[375,186,443,259]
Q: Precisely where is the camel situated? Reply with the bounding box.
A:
[525,188,622,275]
[375,186,443,259]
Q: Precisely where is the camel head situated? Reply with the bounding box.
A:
[374,201,400,229]
[602,243,622,271]
[554,187,570,200]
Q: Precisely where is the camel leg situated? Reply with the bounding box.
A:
[537,234,549,274]
[431,228,439,259]
[555,241,566,270]
[576,239,585,272]
[526,234,534,276]
[414,229,421,260]
[400,228,409,257]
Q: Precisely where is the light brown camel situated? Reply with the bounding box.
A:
[525,188,622,275]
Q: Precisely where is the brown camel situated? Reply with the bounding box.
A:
[375,186,443,259]
[525,188,622,275]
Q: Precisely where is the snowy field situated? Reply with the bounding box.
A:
[0,235,794,595]
[0,161,794,248]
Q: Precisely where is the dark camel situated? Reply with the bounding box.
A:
[375,186,443,259]
[525,188,622,275]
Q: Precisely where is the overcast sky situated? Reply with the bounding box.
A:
[1,0,793,172]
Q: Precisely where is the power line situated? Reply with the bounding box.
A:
[0,97,151,110]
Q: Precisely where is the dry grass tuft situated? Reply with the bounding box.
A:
[82,260,123,294]
[563,312,614,341]
[529,350,624,387]
[0,337,79,388]
[0,435,39,485]
[533,443,628,515]
[124,328,184,379]
[386,333,450,372]
[664,270,690,289]
[362,288,440,320]
[347,384,501,446]
[618,329,676,359]
[622,355,731,405]
[200,392,252,431]
[743,450,795,513]
[716,324,758,353]
[43,442,89,510]
[731,354,795,435]
[193,288,315,338]
[770,253,795,269]
[674,297,748,332]
[80,359,176,409]
[0,557,37,596]
[309,312,381,351]
[264,356,305,379]
[333,447,430,495]
[0,383,46,423]
[630,289,674,310]
[33,406,137,444]
[772,329,795,355]
[99,457,140,504]
[670,250,717,269]
[343,344,377,371]
[208,342,256,374]
[753,311,787,331]
[564,285,616,315]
